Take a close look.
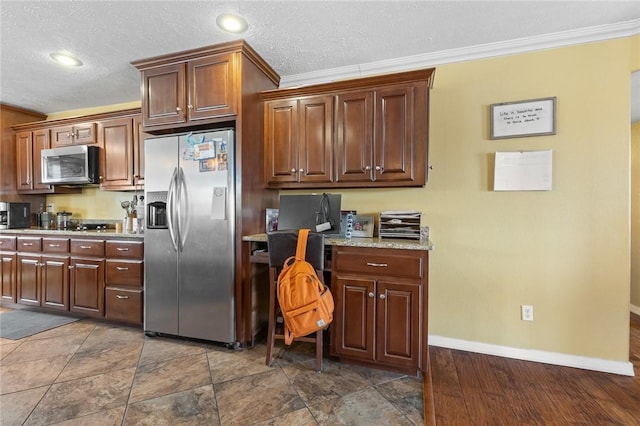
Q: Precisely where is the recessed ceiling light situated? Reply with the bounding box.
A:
[216,13,248,33]
[50,51,83,67]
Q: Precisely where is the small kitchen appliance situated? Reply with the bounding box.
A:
[0,202,31,229]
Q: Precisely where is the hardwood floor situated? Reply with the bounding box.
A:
[426,314,640,425]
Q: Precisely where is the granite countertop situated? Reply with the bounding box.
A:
[0,228,144,240]
[242,233,434,251]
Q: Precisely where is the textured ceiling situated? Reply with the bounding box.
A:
[1,1,639,120]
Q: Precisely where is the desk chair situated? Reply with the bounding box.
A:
[266,229,325,371]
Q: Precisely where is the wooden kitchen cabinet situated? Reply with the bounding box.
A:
[1,236,17,303]
[104,240,144,324]
[15,128,55,193]
[264,96,334,185]
[336,84,419,184]
[99,117,135,190]
[51,122,97,147]
[331,246,428,375]
[136,51,237,130]
[133,115,147,187]
[261,68,434,189]
[70,239,105,317]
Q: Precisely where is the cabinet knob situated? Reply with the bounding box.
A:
[68,265,75,269]
[188,104,193,110]
[176,107,182,112]
[290,168,297,174]
[368,292,375,298]
[375,165,383,172]
[379,294,386,300]
[364,165,371,171]
[298,168,304,173]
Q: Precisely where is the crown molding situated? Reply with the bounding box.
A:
[279,18,640,88]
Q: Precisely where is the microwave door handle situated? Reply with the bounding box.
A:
[166,167,179,253]
[178,167,190,250]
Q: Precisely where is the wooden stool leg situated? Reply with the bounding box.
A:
[316,328,323,372]
[265,268,277,366]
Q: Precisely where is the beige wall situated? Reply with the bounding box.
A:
[632,121,640,309]
[45,35,639,363]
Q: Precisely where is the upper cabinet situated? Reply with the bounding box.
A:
[261,69,434,189]
[51,122,97,147]
[132,41,278,133]
[16,129,52,192]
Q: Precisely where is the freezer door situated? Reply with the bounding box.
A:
[144,136,179,335]
[177,130,236,343]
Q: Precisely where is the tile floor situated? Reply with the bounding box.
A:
[0,308,424,425]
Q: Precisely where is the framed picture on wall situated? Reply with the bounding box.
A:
[490,97,557,139]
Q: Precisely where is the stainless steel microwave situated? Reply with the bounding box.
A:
[41,145,100,185]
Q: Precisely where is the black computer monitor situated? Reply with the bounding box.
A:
[277,194,342,235]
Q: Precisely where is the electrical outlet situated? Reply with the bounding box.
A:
[521,305,534,321]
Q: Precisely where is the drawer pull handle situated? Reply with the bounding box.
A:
[366,262,388,267]
[115,295,129,299]
[116,247,129,251]
[49,244,61,248]
[368,292,375,298]
[79,245,92,249]
[116,267,129,271]
[23,243,34,246]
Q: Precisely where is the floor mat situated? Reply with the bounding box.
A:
[0,310,81,340]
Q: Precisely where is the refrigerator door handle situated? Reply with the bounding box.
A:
[166,167,179,252]
[178,167,191,249]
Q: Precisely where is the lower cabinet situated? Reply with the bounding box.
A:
[70,257,105,316]
[331,246,428,375]
[104,240,144,324]
[1,251,17,303]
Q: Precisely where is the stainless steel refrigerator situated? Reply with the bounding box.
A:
[144,129,236,345]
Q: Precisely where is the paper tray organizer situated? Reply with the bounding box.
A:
[379,211,422,239]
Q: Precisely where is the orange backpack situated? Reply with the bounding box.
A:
[277,229,334,345]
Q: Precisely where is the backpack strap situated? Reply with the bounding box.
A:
[296,229,310,260]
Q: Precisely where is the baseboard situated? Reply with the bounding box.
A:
[429,335,635,377]
[631,304,640,317]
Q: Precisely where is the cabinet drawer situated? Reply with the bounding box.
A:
[105,260,143,286]
[70,239,105,256]
[105,286,142,324]
[0,236,16,251]
[106,240,143,259]
[333,247,424,279]
[43,237,70,253]
[17,237,42,252]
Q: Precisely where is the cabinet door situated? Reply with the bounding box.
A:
[264,99,298,184]
[17,254,40,306]
[41,255,70,311]
[15,131,33,191]
[70,257,104,316]
[188,53,236,121]
[376,280,421,368]
[297,96,334,184]
[332,275,375,361]
[32,129,52,190]
[51,126,74,147]
[335,91,374,183]
[373,86,415,183]
[1,252,17,303]
[73,123,97,145]
[100,117,134,189]
[142,64,186,128]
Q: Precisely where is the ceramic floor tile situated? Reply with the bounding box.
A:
[24,367,136,425]
[80,323,144,349]
[49,406,125,426]
[128,353,211,403]
[56,340,143,383]
[308,387,413,426]
[250,407,319,426]
[207,343,273,383]
[0,341,21,360]
[1,333,86,365]
[375,376,424,425]
[124,384,219,426]
[215,368,306,425]
[138,336,208,366]
[24,319,96,342]
[281,358,373,406]
[0,385,49,426]
[1,354,71,394]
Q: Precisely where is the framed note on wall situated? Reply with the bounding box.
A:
[490,97,556,139]
[494,150,553,191]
